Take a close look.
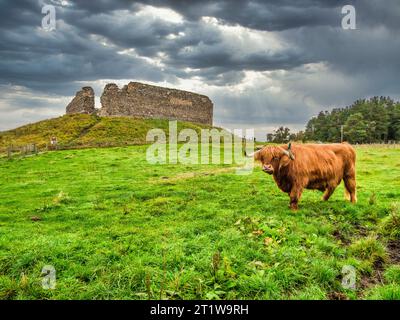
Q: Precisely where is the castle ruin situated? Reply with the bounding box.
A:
[65,87,95,115]
[66,82,213,126]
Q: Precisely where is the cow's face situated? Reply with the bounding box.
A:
[255,147,291,175]
[261,153,279,174]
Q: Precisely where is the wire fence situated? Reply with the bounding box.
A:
[6,144,38,158]
[2,140,400,159]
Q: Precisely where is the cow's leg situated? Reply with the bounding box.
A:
[344,176,357,203]
[289,187,303,210]
[323,186,336,201]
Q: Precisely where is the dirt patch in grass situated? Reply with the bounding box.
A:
[327,291,348,300]
[332,229,351,245]
[360,272,384,291]
[353,223,369,237]
[333,222,369,247]
[359,274,383,296]
[358,239,400,296]
[359,256,385,296]
[373,256,385,271]
[387,239,400,264]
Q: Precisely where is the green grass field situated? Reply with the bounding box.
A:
[0,144,399,300]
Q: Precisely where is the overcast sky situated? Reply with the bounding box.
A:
[1,0,399,138]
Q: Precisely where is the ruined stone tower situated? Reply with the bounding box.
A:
[66,82,213,126]
[65,87,95,115]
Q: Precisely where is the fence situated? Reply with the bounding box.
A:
[353,141,399,149]
[6,144,38,158]
[3,140,399,158]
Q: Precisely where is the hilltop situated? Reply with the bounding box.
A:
[0,114,215,152]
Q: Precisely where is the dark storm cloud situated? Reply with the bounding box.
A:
[0,0,318,93]
[1,0,400,132]
[0,0,41,29]
[145,0,344,30]
[0,3,178,95]
[146,0,400,31]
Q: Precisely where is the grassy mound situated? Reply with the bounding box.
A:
[0,114,215,152]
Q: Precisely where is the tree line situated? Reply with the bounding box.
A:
[267,96,400,144]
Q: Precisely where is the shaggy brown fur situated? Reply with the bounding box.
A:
[252,143,357,210]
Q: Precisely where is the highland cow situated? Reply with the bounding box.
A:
[247,143,357,210]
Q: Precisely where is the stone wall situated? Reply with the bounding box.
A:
[66,82,213,125]
[98,82,213,125]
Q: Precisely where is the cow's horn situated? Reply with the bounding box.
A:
[245,149,262,158]
[284,143,295,160]
[245,150,256,158]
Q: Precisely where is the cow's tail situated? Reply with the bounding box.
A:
[343,145,357,203]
